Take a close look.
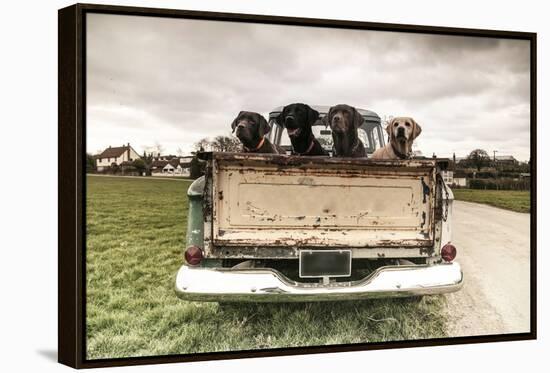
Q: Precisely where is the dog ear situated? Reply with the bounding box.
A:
[352,107,364,129]
[231,111,245,133]
[385,119,394,139]
[326,106,334,121]
[411,118,422,140]
[257,114,271,137]
[275,106,286,126]
[307,106,320,126]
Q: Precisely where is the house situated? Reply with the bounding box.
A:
[494,155,518,165]
[441,170,454,185]
[452,169,468,187]
[95,143,141,171]
[151,160,169,174]
[441,170,468,188]
[151,158,191,177]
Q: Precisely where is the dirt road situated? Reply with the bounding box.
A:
[444,200,531,337]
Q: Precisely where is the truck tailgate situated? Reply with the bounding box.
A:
[207,153,437,248]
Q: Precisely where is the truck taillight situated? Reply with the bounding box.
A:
[441,243,457,262]
[185,246,203,266]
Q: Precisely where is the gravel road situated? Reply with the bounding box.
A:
[444,200,531,337]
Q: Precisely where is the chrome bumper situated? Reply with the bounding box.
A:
[175,262,463,302]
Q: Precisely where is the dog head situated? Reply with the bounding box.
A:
[231,111,271,149]
[326,104,364,134]
[386,117,422,146]
[276,103,319,139]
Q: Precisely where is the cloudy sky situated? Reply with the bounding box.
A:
[86,13,531,160]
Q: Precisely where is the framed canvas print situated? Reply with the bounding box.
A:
[58,3,537,368]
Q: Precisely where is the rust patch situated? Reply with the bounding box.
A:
[419,246,435,256]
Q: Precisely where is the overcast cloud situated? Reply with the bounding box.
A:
[86,13,531,160]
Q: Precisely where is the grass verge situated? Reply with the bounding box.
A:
[452,188,530,213]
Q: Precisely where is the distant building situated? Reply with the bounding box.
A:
[494,155,518,165]
[441,170,468,188]
[441,170,454,185]
[151,157,191,177]
[95,143,141,171]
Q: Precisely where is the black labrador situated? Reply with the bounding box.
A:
[231,111,285,154]
[276,103,328,156]
[326,104,366,158]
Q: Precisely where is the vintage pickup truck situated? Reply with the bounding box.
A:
[175,107,463,302]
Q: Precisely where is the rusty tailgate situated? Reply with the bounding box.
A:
[206,153,437,250]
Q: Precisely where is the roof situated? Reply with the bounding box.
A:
[269,105,381,122]
[152,160,168,168]
[97,146,129,158]
[495,155,517,161]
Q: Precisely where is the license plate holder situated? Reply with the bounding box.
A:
[299,250,352,278]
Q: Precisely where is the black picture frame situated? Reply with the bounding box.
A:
[58,3,537,368]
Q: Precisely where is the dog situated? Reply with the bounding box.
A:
[276,103,328,156]
[231,111,285,154]
[371,117,422,160]
[326,104,366,158]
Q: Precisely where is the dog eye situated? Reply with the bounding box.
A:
[405,122,411,127]
[394,122,399,127]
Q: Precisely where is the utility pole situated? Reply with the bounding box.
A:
[493,150,498,162]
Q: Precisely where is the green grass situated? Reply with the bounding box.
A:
[86,175,448,360]
[452,188,530,213]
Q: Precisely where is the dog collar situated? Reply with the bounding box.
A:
[391,143,410,159]
[294,138,316,155]
[244,137,265,152]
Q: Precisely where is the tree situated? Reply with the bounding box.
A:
[211,135,241,152]
[467,149,491,171]
[141,151,154,176]
[143,142,164,157]
[132,158,146,175]
[86,153,96,173]
[194,138,211,152]
[193,136,241,153]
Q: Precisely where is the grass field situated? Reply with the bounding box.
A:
[452,188,530,213]
[86,175,448,360]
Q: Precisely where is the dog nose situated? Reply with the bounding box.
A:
[333,116,340,122]
[397,127,405,135]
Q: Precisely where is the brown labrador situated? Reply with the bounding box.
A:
[326,104,366,158]
[371,117,422,160]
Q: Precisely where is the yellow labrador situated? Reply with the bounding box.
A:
[371,117,422,159]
